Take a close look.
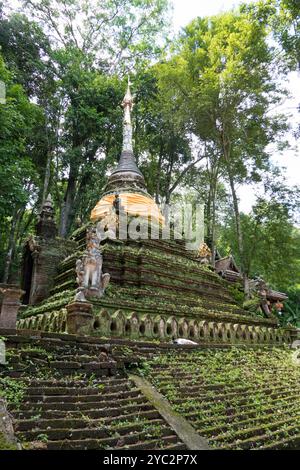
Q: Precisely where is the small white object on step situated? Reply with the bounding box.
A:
[172,338,198,346]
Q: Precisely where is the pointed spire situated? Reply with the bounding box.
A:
[105,78,146,193]
[121,77,133,153]
[123,77,133,122]
[36,193,57,238]
[42,193,54,214]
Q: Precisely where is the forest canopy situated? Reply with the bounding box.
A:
[0,0,299,324]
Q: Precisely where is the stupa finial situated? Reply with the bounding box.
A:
[103,77,146,194]
[122,76,134,153]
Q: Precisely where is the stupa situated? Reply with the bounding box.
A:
[90,80,163,225]
[18,83,295,346]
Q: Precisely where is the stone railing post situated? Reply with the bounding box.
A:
[0,285,25,330]
[66,300,93,335]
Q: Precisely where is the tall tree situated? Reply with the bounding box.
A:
[156,3,289,290]
[274,0,300,70]
[22,0,170,72]
[15,0,172,236]
[132,71,202,207]
[0,54,43,281]
[54,55,124,235]
[0,6,61,212]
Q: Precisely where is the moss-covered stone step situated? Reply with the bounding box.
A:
[254,434,300,450]
[24,394,146,407]
[14,409,162,432]
[38,433,182,451]
[170,389,298,415]
[1,334,190,450]
[23,377,127,388]
[13,401,154,414]
[143,347,300,450]
[158,381,299,401]
[8,380,185,450]
[193,398,296,425]
[185,393,300,423]
[17,419,171,442]
[199,407,300,438]
[25,383,134,396]
[114,273,233,304]
[15,406,184,450]
[100,289,245,319]
[123,289,244,314]
[151,372,297,387]
[25,391,140,406]
[218,424,300,450]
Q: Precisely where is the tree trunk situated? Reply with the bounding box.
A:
[227,169,249,293]
[155,147,163,204]
[205,182,212,244]
[205,154,220,267]
[59,165,78,237]
[210,177,217,267]
[220,130,247,293]
[2,208,23,283]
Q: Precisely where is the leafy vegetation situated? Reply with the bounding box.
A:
[0,376,27,406]
[146,347,300,449]
[0,1,299,321]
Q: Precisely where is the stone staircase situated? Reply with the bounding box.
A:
[11,376,184,450]
[1,331,299,450]
[0,331,186,450]
[146,347,300,450]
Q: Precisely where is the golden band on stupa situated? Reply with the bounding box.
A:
[91,79,164,226]
[91,192,164,224]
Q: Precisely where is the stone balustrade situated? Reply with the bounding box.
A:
[17,307,295,345]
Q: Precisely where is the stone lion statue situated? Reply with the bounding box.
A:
[75,227,110,301]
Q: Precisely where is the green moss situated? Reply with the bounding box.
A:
[0,432,18,450]
[0,377,27,406]
[19,290,73,319]
[243,297,263,315]
[143,347,300,450]
[227,284,245,305]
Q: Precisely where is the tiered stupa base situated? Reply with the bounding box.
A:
[17,224,296,345]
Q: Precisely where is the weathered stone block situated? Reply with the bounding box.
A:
[96,309,111,335]
[0,285,24,330]
[139,314,152,337]
[66,301,93,335]
[153,315,165,338]
[178,318,189,338]
[111,310,125,336]
[166,316,177,337]
[128,312,139,338]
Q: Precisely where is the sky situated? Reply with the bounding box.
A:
[172,0,255,30]
[172,0,300,213]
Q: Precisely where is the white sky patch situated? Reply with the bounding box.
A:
[172,0,259,31]
[238,70,300,213]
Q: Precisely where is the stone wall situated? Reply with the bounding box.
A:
[21,237,76,305]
